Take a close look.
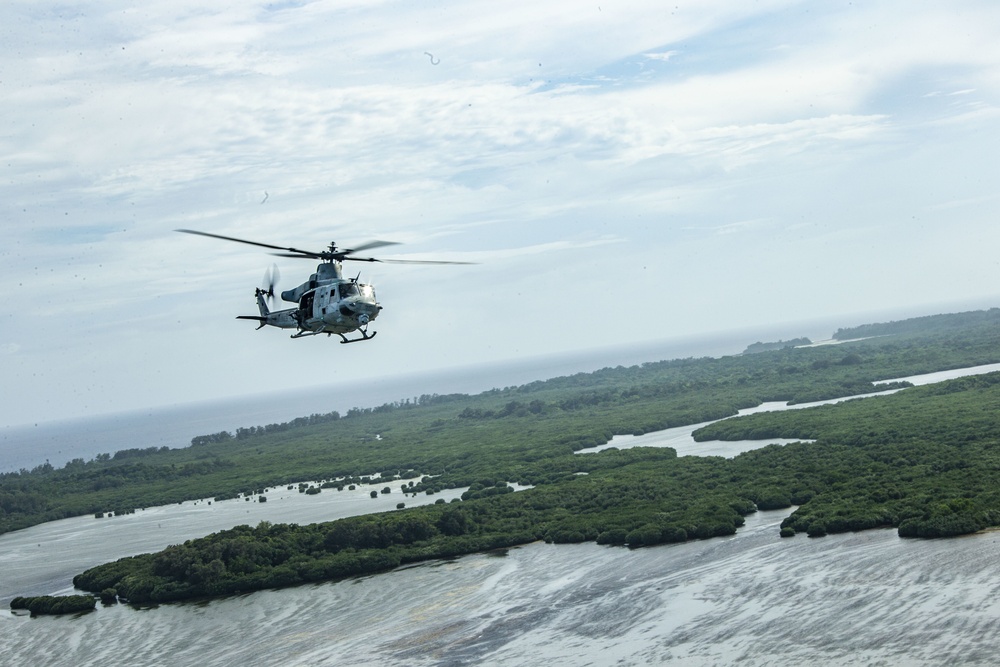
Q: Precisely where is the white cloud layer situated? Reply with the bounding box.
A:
[2,0,1000,427]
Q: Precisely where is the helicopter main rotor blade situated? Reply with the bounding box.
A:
[344,240,401,253]
[175,229,324,259]
[359,258,477,265]
[178,228,475,264]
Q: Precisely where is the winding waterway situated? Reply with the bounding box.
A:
[4,364,1000,666]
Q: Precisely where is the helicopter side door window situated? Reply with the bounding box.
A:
[299,293,315,319]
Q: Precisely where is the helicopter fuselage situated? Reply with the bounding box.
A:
[240,260,382,342]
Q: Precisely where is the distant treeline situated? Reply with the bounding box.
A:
[190,393,469,446]
[833,307,1000,340]
[742,337,812,354]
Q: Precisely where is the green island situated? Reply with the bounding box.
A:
[9,595,96,617]
[7,307,1000,607]
[742,337,812,354]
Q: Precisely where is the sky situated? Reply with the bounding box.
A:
[2,0,999,429]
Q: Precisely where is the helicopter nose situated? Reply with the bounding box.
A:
[340,297,380,318]
[354,302,380,320]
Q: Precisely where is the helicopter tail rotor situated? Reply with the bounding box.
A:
[261,264,280,304]
[249,265,280,323]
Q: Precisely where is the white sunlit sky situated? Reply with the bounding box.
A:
[2,0,999,429]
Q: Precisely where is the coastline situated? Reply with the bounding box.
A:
[0,322,821,473]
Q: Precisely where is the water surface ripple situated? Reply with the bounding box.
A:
[5,510,1000,666]
[5,364,1000,665]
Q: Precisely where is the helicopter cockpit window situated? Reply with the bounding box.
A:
[360,284,375,300]
[340,283,359,298]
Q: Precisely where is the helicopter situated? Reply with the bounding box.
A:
[176,229,471,343]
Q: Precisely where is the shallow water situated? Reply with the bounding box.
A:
[579,361,1000,459]
[5,508,1000,666]
[5,363,1000,665]
[0,480,467,602]
[574,391,902,457]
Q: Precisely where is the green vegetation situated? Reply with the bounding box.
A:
[73,449,756,604]
[833,307,1000,340]
[10,595,95,616]
[742,337,812,354]
[9,308,1000,605]
[695,370,1000,538]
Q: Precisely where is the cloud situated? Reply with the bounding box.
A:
[441,237,623,264]
[701,219,777,236]
[930,194,1000,211]
[3,0,1000,427]
[644,50,680,63]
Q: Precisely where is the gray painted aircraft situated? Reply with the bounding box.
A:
[177,229,471,343]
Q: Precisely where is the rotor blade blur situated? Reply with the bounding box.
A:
[264,263,280,302]
[177,228,475,264]
[270,252,323,259]
[344,240,402,253]
[175,229,320,257]
[372,258,478,265]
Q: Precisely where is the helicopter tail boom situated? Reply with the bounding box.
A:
[236,315,268,330]
[237,300,299,330]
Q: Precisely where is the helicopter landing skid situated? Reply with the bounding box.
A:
[338,330,376,344]
[290,330,320,339]
[288,328,377,342]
